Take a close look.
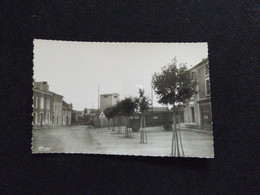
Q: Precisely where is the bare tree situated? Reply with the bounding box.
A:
[114,101,123,134]
[136,89,150,143]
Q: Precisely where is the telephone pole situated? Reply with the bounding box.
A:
[151,83,153,111]
[98,83,100,110]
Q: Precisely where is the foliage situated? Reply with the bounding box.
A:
[114,101,123,116]
[110,105,118,118]
[136,89,150,113]
[103,107,114,119]
[120,97,138,116]
[152,58,195,107]
[83,108,88,116]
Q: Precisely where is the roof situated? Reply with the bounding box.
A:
[88,109,99,113]
[72,110,83,114]
[50,91,63,98]
[150,107,169,112]
[62,100,72,110]
[34,88,53,96]
[100,93,119,96]
[189,57,208,71]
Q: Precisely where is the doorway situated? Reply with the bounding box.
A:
[191,107,195,123]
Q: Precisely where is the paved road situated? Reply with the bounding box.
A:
[32,126,105,153]
[32,125,214,158]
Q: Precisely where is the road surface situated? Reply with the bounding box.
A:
[32,125,214,158]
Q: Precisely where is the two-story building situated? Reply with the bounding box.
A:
[100,93,120,111]
[182,58,212,130]
[33,81,54,127]
[33,81,73,127]
[62,101,72,126]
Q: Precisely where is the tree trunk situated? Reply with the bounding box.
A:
[117,116,121,134]
[112,118,115,131]
[125,116,131,137]
[108,118,110,130]
[171,106,179,156]
[171,106,185,157]
[140,113,148,143]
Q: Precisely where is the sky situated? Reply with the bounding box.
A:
[33,40,208,110]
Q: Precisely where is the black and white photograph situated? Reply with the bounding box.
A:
[32,40,214,158]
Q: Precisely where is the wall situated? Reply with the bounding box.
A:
[100,94,119,111]
[100,95,112,111]
[182,59,210,129]
[53,94,63,126]
[33,90,53,127]
[62,109,72,126]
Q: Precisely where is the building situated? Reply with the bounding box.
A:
[33,81,73,127]
[62,101,72,126]
[93,110,107,128]
[182,58,212,130]
[100,93,120,111]
[71,110,83,125]
[33,81,54,127]
[52,92,63,126]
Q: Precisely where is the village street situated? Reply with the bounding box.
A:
[32,125,214,158]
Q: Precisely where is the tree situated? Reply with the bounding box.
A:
[120,97,138,137]
[113,101,124,134]
[152,58,196,156]
[83,108,90,125]
[103,107,114,130]
[108,106,117,131]
[136,89,150,143]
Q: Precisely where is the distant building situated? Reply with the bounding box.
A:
[62,101,72,126]
[100,93,119,111]
[182,58,212,130]
[33,81,53,127]
[71,110,83,124]
[93,110,107,128]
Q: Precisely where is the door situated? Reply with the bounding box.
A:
[200,105,212,130]
[40,113,43,127]
[191,107,195,123]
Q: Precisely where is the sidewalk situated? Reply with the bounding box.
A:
[33,125,69,130]
[180,127,213,135]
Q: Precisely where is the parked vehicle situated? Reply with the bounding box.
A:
[130,111,178,132]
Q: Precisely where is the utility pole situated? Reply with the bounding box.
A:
[98,83,100,110]
[151,82,153,112]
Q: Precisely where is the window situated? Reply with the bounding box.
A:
[35,96,38,108]
[153,116,158,120]
[103,95,108,98]
[40,97,44,109]
[114,96,118,98]
[46,99,50,110]
[191,71,196,80]
[205,79,210,95]
[33,112,37,124]
[205,64,209,76]
[46,112,50,123]
[191,107,195,123]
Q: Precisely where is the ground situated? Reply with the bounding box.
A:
[32,125,214,158]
